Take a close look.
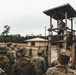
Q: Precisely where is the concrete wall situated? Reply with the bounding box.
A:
[27,41,47,46]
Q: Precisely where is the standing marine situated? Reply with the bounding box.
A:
[0,46,11,75]
[13,48,37,75]
[33,50,46,75]
[46,49,76,75]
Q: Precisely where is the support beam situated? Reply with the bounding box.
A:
[45,26,47,54]
[64,11,67,49]
[71,31,75,69]
[57,20,60,57]
[48,16,52,66]
[71,18,73,30]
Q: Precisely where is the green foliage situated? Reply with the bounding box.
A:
[2,25,10,35]
[0,33,58,45]
[0,34,48,43]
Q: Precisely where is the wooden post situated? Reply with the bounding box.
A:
[45,26,47,54]
[71,31,75,68]
[71,18,73,29]
[64,11,67,49]
[71,18,73,42]
[71,18,75,68]
[57,20,60,56]
[48,16,52,66]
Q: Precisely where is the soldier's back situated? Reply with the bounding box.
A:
[13,56,37,75]
[46,66,76,75]
[0,55,11,75]
[33,56,46,75]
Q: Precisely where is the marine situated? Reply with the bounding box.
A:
[46,49,76,75]
[13,48,37,75]
[0,46,11,75]
[33,50,46,75]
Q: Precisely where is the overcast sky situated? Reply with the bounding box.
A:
[0,0,76,36]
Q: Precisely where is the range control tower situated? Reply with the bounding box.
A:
[43,3,76,69]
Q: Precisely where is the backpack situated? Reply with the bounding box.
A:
[18,57,34,75]
[7,52,15,64]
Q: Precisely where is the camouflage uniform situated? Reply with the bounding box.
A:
[6,47,16,75]
[29,48,33,58]
[50,60,58,67]
[46,49,76,75]
[42,52,48,68]
[7,49,15,65]
[0,47,11,75]
[46,66,76,75]
[13,48,37,75]
[33,50,46,75]
[7,42,16,63]
[6,42,16,69]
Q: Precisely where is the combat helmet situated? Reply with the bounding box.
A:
[7,42,12,47]
[18,48,27,57]
[0,46,7,54]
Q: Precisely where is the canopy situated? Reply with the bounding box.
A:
[43,3,76,20]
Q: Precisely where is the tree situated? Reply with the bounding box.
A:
[2,25,10,36]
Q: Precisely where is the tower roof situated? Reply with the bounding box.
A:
[43,3,76,20]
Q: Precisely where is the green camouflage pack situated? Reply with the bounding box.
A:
[13,56,37,75]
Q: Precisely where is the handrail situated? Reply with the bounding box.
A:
[48,27,76,32]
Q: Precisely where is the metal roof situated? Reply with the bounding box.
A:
[43,3,76,20]
[25,37,48,42]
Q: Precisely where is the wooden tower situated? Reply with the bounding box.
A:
[43,3,76,68]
